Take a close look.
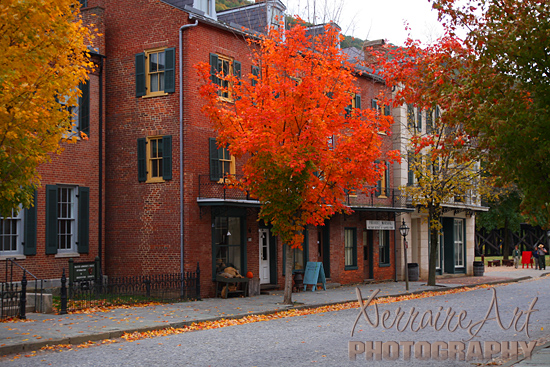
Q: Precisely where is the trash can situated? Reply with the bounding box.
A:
[473,261,484,276]
[407,263,419,281]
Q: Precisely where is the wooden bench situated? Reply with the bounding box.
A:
[215,276,249,298]
[487,260,501,267]
[502,259,514,267]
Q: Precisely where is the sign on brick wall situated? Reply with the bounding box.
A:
[366,220,395,230]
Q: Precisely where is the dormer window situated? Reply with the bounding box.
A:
[269,6,284,30]
[195,0,215,18]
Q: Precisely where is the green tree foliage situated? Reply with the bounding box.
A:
[340,35,364,50]
[0,0,93,217]
[477,189,523,233]
[216,0,252,12]
[429,0,550,227]
[477,188,523,259]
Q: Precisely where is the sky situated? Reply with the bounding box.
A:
[283,0,446,46]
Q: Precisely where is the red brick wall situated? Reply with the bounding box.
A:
[99,0,400,297]
[16,50,105,281]
[101,0,259,296]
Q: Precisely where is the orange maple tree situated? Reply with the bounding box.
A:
[198,21,399,303]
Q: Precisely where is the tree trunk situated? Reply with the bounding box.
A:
[283,244,294,304]
[427,204,440,286]
[502,217,510,260]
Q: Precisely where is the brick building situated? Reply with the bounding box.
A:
[2,0,411,296]
[0,5,106,285]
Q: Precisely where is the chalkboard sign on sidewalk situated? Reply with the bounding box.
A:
[302,262,326,291]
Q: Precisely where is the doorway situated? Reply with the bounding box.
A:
[317,224,331,278]
[364,231,374,279]
[259,229,271,284]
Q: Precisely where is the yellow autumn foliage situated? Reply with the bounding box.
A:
[0,0,93,216]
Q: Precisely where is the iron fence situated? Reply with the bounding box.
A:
[60,263,201,313]
[1,259,41,320]
[198,175,409,209]
[0,282,22,320]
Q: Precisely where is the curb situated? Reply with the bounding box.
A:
[0,276,534,357]
[500,341,550,367]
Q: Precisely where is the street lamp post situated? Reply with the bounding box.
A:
[400,219,410,291]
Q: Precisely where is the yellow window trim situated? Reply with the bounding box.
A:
[143,48,168,98]
[146,135,165,183]
[216,54,235,102]
[217,155,236,183]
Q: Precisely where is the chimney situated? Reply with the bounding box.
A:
[363,39,386,65]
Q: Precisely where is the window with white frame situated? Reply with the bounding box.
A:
[57,187,77,252]
[45,185,89,255]
[0,208,23,255]
[454,219,464,267]
[195,0,214,17]
[269,6,284,30]
[379,230,390,266]
[344,228,357,269]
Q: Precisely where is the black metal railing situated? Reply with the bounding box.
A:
[199,174,409,209]
[1,258,43,320]
[344,186,408,208]
[198,175,254,201]
[60,263,201,313]
[1,281,21,320]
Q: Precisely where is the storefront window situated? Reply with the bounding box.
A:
[214,216,242,275]
[454,219,464,267]
[379,230,390,266]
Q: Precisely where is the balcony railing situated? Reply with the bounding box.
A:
[344,187,409,209]
[198,175,255,202]
[198,175,409,210]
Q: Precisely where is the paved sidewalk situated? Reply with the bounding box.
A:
[0,266,548,365]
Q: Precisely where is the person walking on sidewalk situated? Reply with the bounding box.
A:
[538,244,547,270]
[513,245,521,269]
[533,244,540,269]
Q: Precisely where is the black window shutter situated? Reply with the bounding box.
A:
[79,81,90,136]
[164,48,176,93]
[138,138,147,182]
[78,187,90,254]
[135,53,146,97]
[407,153,414,186]
[162,135,172,180]
[210,53,219,85]
[251,65,260,86]
[209,138,221,181]
[233,60,241,78]
[385,163,390,196]
[233,60,241,100]
[407,104,415,127]
[417,109,422,130]
[384,105,390,116]
[375,160,381,196]
[45,185,58,255]
[23,191,37,256]
[355,94,361,109]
